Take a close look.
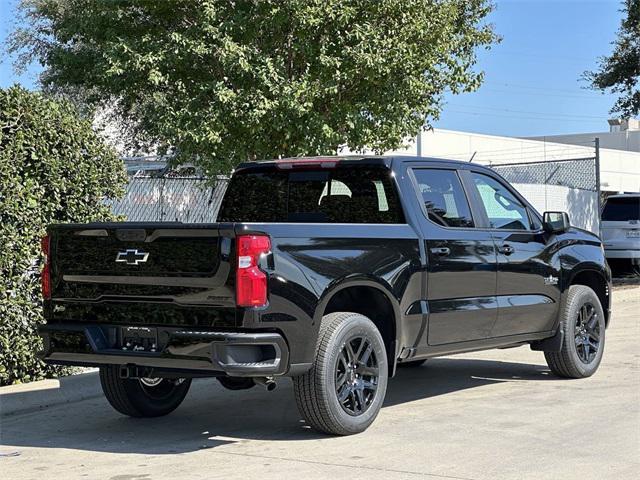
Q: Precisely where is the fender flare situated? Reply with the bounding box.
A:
[313,276,403,370]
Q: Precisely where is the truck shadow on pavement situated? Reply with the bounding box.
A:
[1,357,557,455]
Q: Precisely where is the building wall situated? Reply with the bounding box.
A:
[525,131,640,153]
[371,128,640,194]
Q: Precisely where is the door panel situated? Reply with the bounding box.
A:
[491,231,560,335]
[409,167,498,346]
[426,235,498,344]
[465,171,560,337]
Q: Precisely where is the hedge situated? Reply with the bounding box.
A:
[0,86,127,385]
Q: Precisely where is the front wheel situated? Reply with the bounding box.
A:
[99,366,192,417]
[544,285,606,378]
[293,312,388,435]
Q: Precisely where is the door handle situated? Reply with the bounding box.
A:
[430,247,451,256]
[498,244,515,255]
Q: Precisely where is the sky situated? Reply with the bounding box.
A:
[0,0,628,137]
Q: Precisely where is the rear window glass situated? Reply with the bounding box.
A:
[218,166,405,223]
[601,197,640,221]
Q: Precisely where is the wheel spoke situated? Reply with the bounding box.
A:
[356,364,379,377]
[583,342,590,360]
[359,342,373,365]
[336,371,347,388]
[354,388,365,412]
[338,384,351,402]
[339,350,349,369]
[361,379,377,391]
[578,306,585,325]
[354,337,366,359]
[345,341,357,363]
[349,390,360,412]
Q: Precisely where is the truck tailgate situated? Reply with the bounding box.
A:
[47,223,236,325]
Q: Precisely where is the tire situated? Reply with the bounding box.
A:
[398,358,428,368]
[293,312,388,436]
[544,285,606,379]
[99,366,192,417]
[217,376,256,390]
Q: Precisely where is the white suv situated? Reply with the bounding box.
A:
[601,194,640,275]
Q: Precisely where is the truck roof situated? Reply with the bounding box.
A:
[235,155,487,172]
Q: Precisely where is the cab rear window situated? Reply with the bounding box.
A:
[217,166,405,224]
[601,197,640,221]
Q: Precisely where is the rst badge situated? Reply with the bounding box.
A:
[115,249,149,265]
[544,275,559,286]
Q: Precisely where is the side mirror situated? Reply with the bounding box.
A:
[543,211,570,233]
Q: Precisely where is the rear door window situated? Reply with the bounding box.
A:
[601,197,640,221]
[412,169,474,228]
[218,166,405,223]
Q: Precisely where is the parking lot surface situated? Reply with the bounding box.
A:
[1,285,638,480]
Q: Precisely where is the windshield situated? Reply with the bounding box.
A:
[217,166,405,224]
[601,197,640,221]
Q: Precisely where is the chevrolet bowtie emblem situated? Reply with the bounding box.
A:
[115,249,149,265]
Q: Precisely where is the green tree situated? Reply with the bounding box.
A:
[0,86,127,385]
[9,0,497,175]
[585,0,640,117]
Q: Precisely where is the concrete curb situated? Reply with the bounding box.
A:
[0,370,102,417]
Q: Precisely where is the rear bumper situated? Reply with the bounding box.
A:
[39,323,290,377]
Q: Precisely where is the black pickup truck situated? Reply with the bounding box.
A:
[40,156,611,435]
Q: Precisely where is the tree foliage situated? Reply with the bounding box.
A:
[586,0,640,117]
[0,86,126,385]
[9,0,497,174]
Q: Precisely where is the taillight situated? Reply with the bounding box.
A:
[236,235,271,307]
[41,235,51,300]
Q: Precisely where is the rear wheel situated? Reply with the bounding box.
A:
[293,312,388,435]
[99,366,191,417]
[544,285,605,378]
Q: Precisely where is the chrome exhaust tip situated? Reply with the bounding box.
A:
[254,377,277,391]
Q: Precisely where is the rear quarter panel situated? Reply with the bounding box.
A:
[237,223,423,366]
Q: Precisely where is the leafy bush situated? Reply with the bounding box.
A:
[0,86,127,385]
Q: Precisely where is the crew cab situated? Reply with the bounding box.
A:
[40,156,612,435]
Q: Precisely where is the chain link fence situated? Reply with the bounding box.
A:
[107,172,228,223]
[109,157,600,233]
[490,157,600,233]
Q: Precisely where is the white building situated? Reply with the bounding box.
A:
[382,125,640,195]
[362,121,640,234]
[526,118,640,153]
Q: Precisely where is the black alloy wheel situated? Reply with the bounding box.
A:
[573,303,601,364]
[335,336,380,416]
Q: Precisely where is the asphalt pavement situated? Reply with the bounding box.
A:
[1,285,638,480]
